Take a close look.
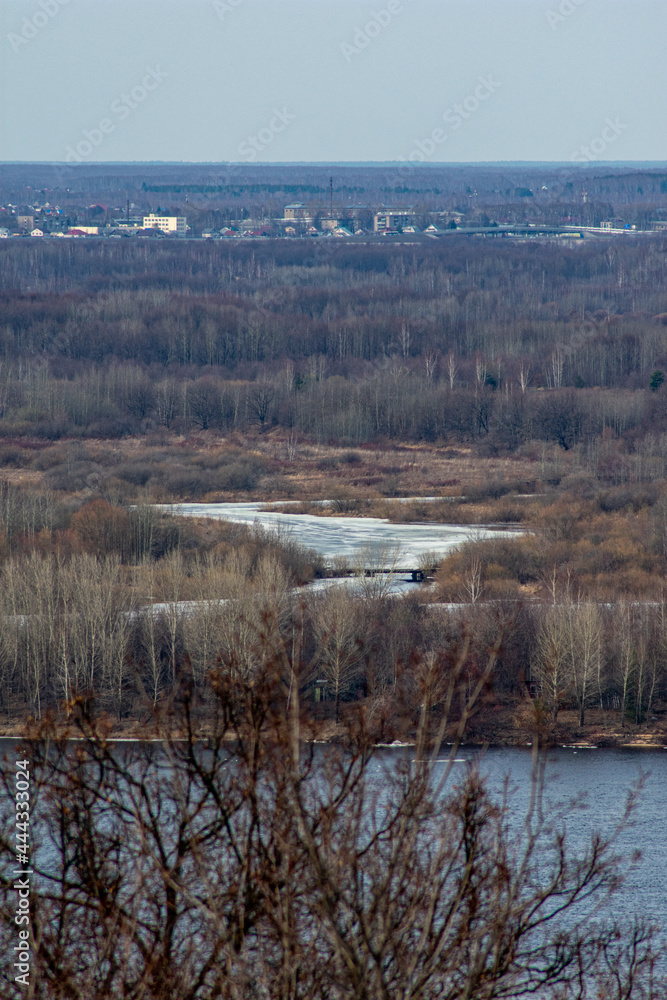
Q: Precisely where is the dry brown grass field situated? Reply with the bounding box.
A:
[2,426,667,741]
[0,428,562,502]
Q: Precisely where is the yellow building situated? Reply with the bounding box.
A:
[143,214,187,234]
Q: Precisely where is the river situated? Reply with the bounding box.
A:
[160,501,521,569]
[416,744,667,931]
[3,739,663,932]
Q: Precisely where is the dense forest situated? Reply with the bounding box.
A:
[1,230,667,737]
[1,237,667,451]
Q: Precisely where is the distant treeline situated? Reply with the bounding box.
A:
[1,239,667,459]
[3,162,667,221]
[142,183,338,195]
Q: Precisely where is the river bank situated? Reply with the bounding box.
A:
[1,705,665,748]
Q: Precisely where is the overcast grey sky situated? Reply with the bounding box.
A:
[1,0,665,163]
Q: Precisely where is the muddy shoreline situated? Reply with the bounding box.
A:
[1,707,664,750]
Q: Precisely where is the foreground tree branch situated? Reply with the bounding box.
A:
[0,623,664,999]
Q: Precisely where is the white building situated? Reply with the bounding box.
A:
[143,214,187,235]
[113,217,143,229]
[373,211,415,233]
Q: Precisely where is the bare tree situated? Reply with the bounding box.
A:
[535,604,568,722]
[549,347,565,389]
[632,604,656,725]
[0,625,663,1000]
[517,361,532,393]
[400,321,411,359]
[458,538,486,605]
[309,586,366,721]
[187,377,221,430]
[446,351,458,390]
[475,354,488,388]
[423,349,439,380]
[615,602,635,725]
[565,599,602,727]
[354,540,404,600]
[123,373,156,421]
[155,378,179,428]
[246,381,276,427]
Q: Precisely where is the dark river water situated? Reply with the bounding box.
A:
[370,744,667,933]
[2,739,665,934]
[485,747,664,925]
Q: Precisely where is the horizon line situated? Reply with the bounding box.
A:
[2,159,667,169]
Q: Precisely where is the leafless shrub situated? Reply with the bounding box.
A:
[0,625,663,999]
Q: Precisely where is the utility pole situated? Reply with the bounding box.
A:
[330,176,333,220]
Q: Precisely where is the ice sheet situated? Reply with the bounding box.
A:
[160,502,521,569]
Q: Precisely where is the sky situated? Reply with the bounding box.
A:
[1,0,665,164]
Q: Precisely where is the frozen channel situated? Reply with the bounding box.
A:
[160,502,521,570]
